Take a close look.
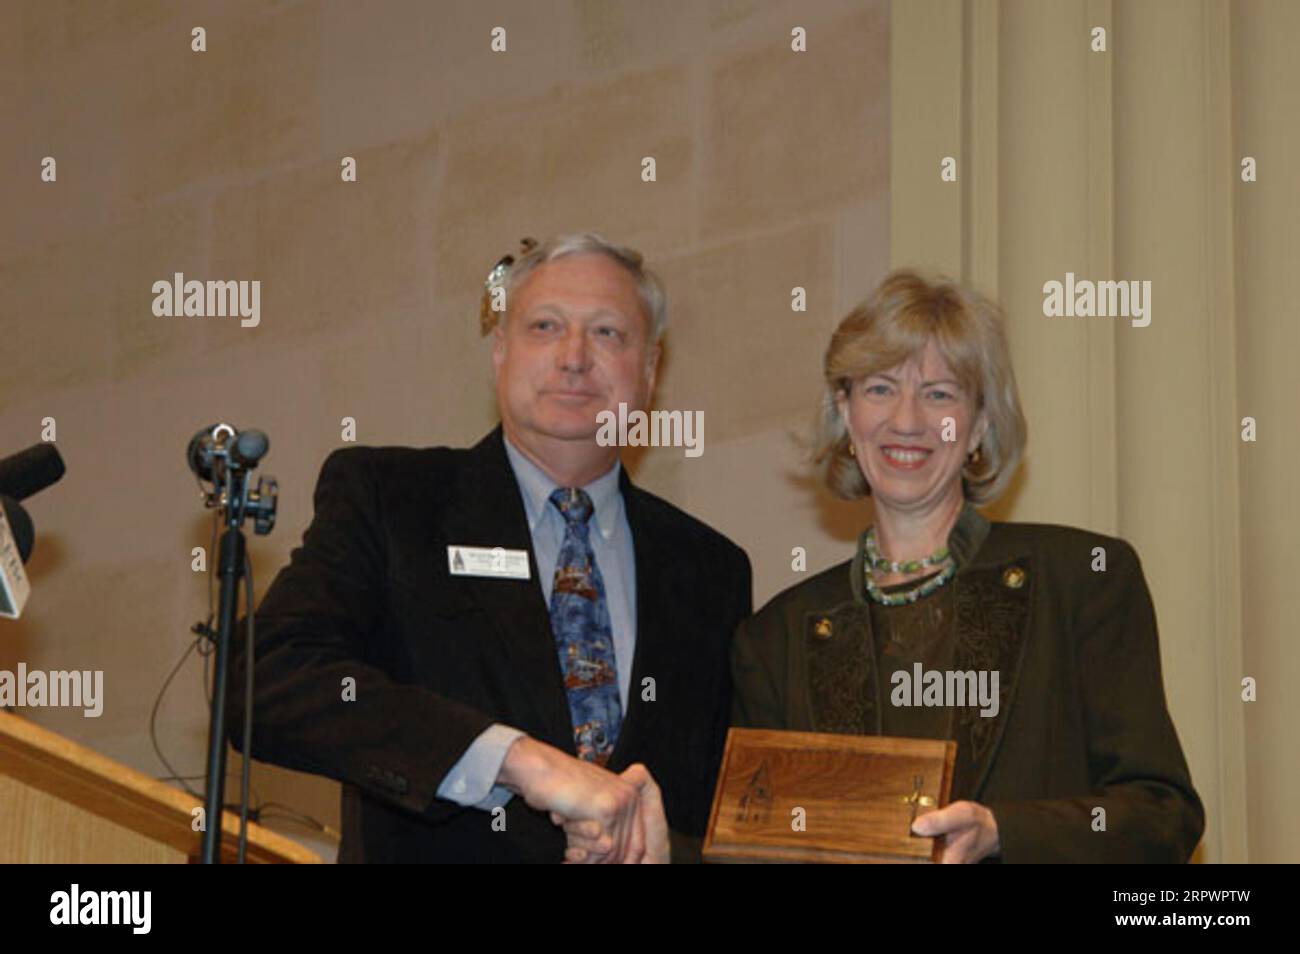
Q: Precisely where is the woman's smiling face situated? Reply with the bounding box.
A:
[836,340,988,515]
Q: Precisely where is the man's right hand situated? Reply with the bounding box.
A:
[558,763,671,864]
[496,736,646,863]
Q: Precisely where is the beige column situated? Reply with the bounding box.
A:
[1111,0,1246,864]
[891,0,964,275]
[1232,0,1300,866]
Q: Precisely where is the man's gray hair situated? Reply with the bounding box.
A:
[504,232,668,342]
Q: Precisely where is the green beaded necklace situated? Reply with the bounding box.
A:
[863,527,957,606]
[864,530,950,573]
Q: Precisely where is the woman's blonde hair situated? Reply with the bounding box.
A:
[814,269,1027,505]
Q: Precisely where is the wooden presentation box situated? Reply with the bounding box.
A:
[703,728,956,864]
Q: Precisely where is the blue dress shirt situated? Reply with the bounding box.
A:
[434,435,637,810]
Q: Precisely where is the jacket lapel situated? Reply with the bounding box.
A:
[947,560,1033,801]
[804,599,880,735]
[605,471,671,770]
[439,427,576,753]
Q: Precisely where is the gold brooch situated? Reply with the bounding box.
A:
[813,618,833,639]
[1002,566,1026,589]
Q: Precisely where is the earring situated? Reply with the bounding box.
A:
[848,443,857,457]
[966,447,982,465]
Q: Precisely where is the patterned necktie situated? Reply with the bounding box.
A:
[548,487,622,764]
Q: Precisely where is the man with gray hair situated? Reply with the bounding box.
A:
[228,232,752,863]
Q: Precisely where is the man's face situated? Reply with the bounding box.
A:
[493,253,659,449]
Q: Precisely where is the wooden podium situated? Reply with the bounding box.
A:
[0,709,320,863]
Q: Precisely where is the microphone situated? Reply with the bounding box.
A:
[185,423,278,534]
[187,423,231,482]
[0,444,57,619]
[231,429,269,469]
[0,495,33,619]
[187,424,271,481]
[0,443,65,501]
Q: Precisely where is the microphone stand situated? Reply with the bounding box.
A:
[187,424,276,864]
[201,463,249,864]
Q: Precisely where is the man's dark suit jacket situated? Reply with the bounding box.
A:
[732,501,1205,863]
[226,426,752,862]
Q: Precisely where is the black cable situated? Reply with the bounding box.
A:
[155,773,264,808]
[200,509,219,706]
[150,507,222,801]
[149,637,204,800]
[237,553,255,863]
[257,801,338,839]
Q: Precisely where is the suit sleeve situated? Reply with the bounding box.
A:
[706,547,753,792]
[226,447,499,821]
[672,542,753,860]
[984,541,1205,863]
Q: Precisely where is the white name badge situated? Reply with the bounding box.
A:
[447,545,530,580]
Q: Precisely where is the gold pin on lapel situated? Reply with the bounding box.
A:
[814,618,833,639]
[1002,566,1026,589]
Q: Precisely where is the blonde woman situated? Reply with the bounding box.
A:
[731,270,1203,863]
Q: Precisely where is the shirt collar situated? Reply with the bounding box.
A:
[502,434,623,542]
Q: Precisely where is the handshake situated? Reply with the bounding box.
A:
[497,736,670,863]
